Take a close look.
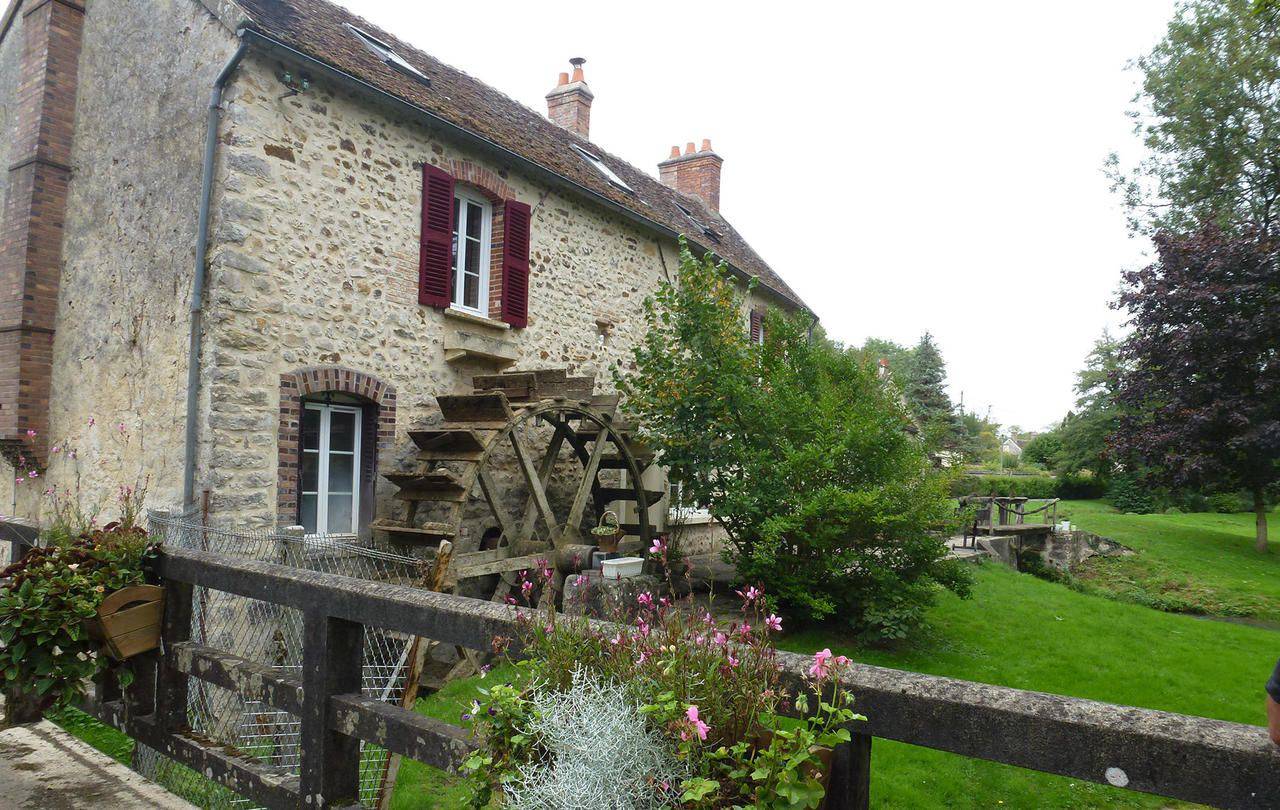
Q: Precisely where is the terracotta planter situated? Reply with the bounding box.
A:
[754,729,835,809]
[85,584,165,660]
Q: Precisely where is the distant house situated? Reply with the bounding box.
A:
[1001,437,1023,457]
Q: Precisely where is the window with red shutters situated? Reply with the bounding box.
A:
[749,309,764,345]
[418,164,455,307]
[501,200,531,328]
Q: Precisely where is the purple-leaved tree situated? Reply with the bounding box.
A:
[1112,224,1280,551]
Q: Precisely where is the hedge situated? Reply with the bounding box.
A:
[952,474,1059,499]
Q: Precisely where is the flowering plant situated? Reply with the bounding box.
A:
[463,563,865,808]
[0,481,154,723]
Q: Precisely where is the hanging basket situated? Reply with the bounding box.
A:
[591,510,622,554]
[85,584,165,660]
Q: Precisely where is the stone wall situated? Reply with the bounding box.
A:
[0,4,22,229]
[0,0,239,520]
[197,53,782,531]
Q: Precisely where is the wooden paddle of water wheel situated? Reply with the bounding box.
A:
[369,368,660,688]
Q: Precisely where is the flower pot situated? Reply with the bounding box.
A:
[85,584,165,660]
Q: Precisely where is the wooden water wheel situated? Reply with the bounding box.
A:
[371,369,661,606]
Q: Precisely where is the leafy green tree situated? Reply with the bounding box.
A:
[618,243,970,639]
[1021,431,1064,467]
[1056,332,1125,478]
[1109,0,1280,236]
[860,337,916,382]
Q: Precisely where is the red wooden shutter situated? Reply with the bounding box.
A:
[501,199,531,328]
[749,309,763,344]
[418,163,455,308]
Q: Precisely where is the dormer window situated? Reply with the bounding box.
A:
[570,144,633,193]
[345,24,431,85]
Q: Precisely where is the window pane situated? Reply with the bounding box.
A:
[301,451,319,492]
[328,493,354,534]
[329,410,356,452]
[300,494,318,534]
[302,408,321,451]
[464,268,480,309]
[466,202,483,240]
[328,452,355,493]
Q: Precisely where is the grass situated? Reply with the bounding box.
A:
[1059,499,1280,624]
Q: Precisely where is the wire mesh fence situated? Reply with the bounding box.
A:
[138,509,428,808]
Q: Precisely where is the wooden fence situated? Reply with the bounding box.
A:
[60,545,1280,809]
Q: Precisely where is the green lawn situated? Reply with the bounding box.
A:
[1060,499,1280,623]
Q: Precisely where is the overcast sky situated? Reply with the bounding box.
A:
[338,0,1178,433]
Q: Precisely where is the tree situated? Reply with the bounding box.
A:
[1056,332,1125,478]
[1111,225,1280,551]
[618,243,970,639]
[900,333,965,452]
[860,337,916,382]
[1108,0,1280,236]
[1021,431,1064,467]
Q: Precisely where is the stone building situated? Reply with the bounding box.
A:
[0,0,810,546]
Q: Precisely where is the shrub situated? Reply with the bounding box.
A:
[0,521,154,716]
[1206,492,1247,514]
[1055,472,1108,500]
[617,242,969,640]
[953,475,1058,499]
[1107,475,1158,514]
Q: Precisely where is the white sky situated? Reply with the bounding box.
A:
[337,0,1177,432]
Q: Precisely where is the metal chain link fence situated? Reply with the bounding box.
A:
[138,509,427,808]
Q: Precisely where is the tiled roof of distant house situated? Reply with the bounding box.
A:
[228,0,810,311]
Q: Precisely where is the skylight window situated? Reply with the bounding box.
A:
[345,24,430,86]
[570,144,633,193]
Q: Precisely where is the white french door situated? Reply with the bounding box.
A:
[300,403,362,535]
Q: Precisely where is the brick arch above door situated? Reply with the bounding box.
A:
[277,367,397,527]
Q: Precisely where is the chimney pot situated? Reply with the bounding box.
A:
[659,138,725,212]
[546,58,593,139]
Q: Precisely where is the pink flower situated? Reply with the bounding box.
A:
[765,614,782,632]
[27,471,37,479]
[685,705,709,741]
[87,417,95,427]
[649,537,665,555]
[727,653,739,668]
[713,631,727,647]
[15,477,23,484]
[610,633,623,645]
[809,648,834,679]
[521,580,534,596]
[737,623,752,638]
[636,651,647,666]
[25,429,36,438]
[51,445,60,454]
[736,585,762,605]
[637,591,653,608]
[117,422,127,433]
[573,574,588,587]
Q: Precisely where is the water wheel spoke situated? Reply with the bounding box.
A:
[512,423,564,543]
[565,432,609,542]
[477,467,517,541]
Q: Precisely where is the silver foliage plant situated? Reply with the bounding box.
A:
[505,666,688,809]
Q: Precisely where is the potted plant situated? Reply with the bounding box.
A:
[591,510,622,556]
[0,517,158,724]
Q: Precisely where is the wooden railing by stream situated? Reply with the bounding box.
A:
[8,537,1278,809]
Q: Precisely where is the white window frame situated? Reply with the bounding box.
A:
[301,402,363,536]
[452,188,492,317]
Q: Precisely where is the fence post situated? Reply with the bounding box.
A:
[300,609,364,807]
[154,511,195,732]
[826,730,872,810]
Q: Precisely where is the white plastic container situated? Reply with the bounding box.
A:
[1057,520,1072,533]
[600,556,644,580]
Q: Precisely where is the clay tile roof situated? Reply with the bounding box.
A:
[228,0,810,312]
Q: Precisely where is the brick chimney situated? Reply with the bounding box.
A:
[545,57,593,139]
[0,0,85,469]
[658,139,723,212]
